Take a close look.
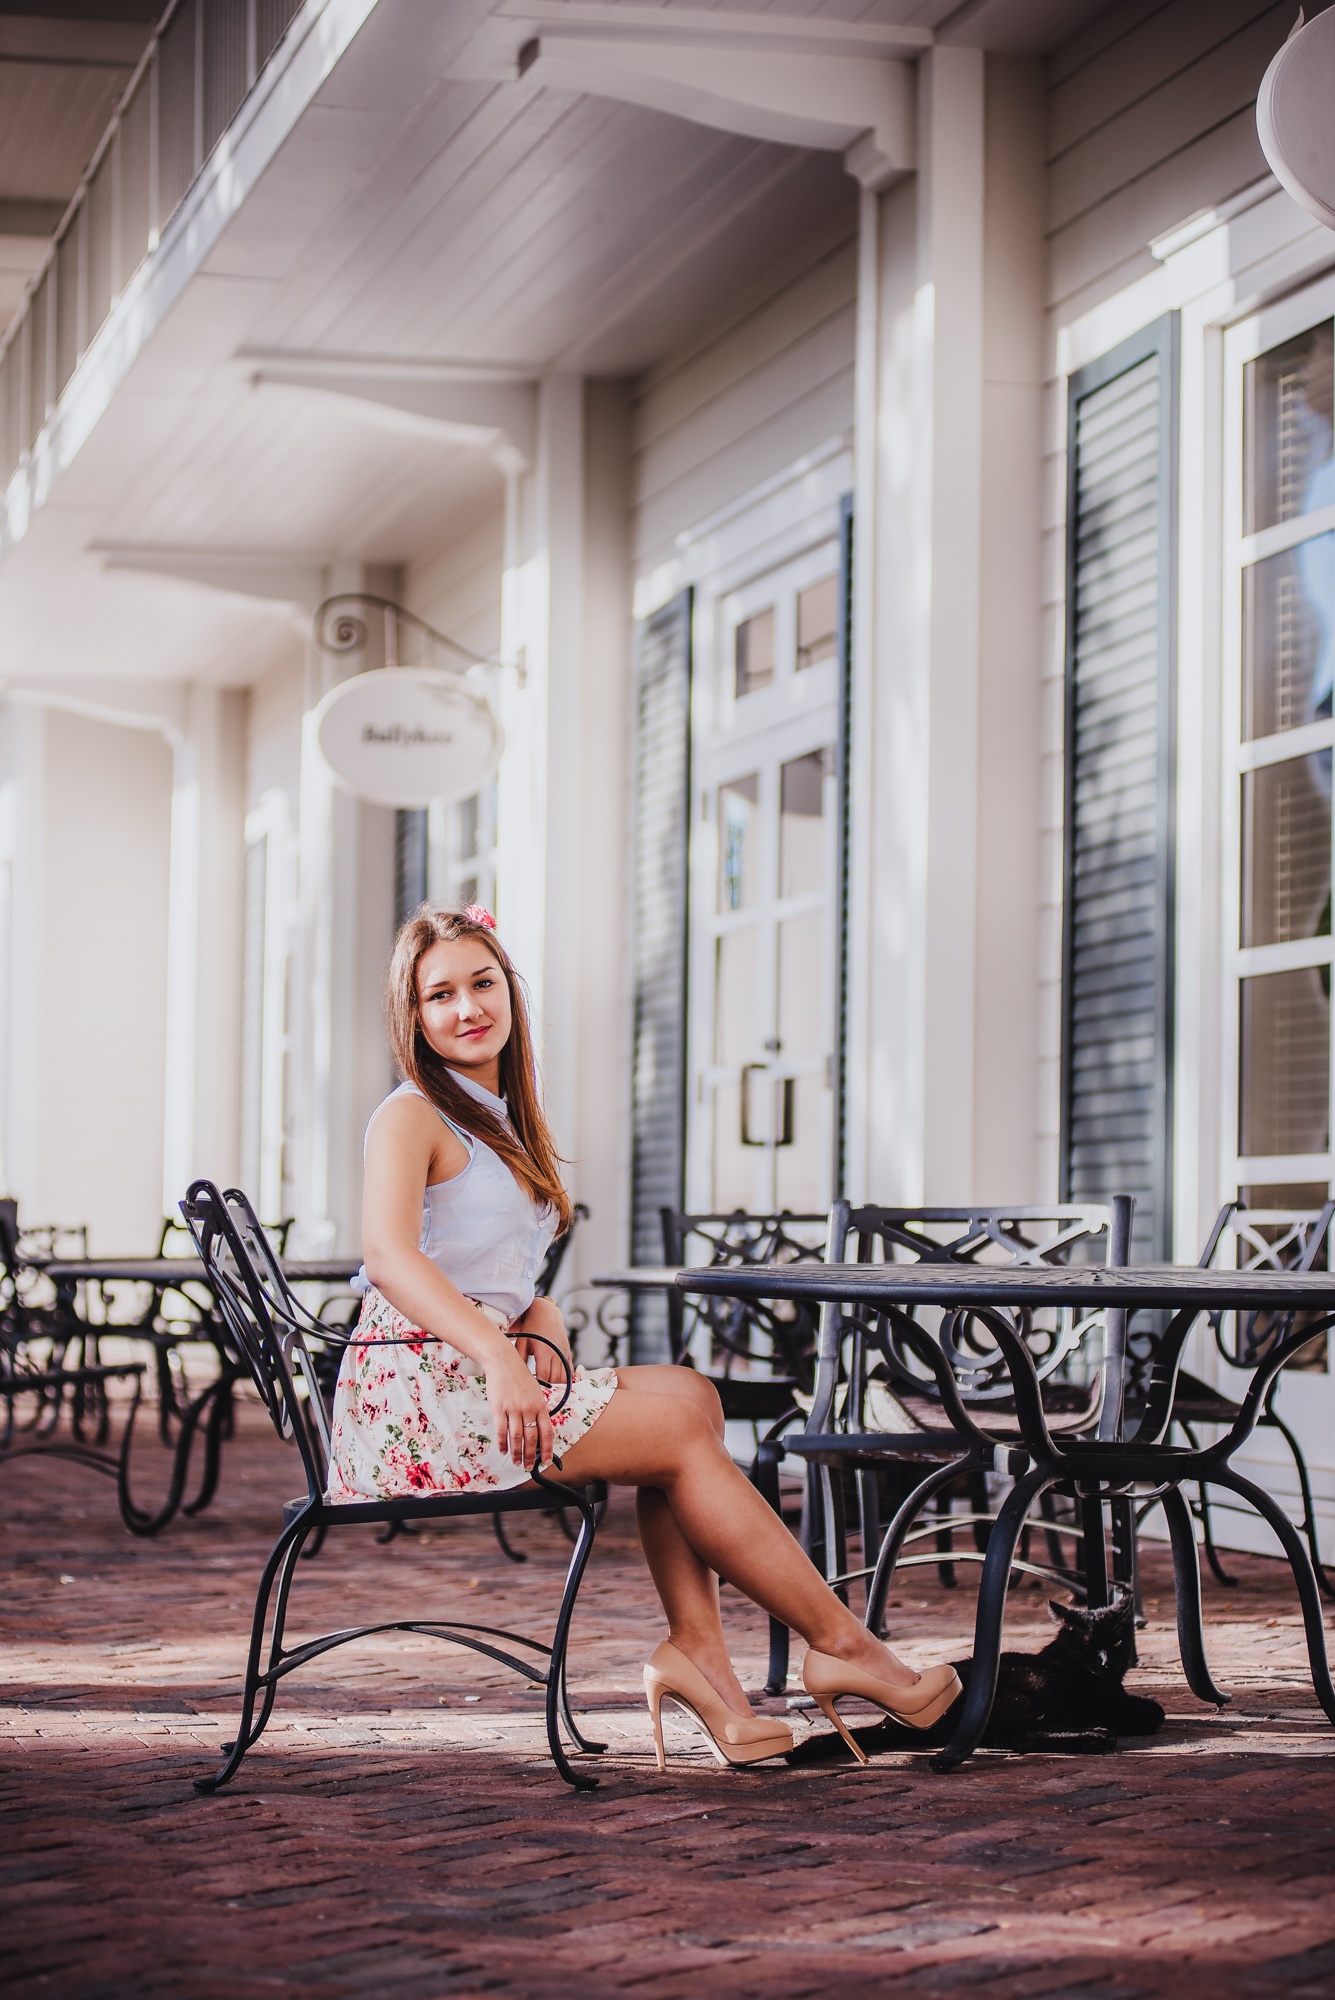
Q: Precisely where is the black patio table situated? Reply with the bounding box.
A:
[32,1257,362,1286]
[677,1260,1335,1770]
[2,1257,363,1533]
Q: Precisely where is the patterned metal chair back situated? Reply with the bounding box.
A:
[179,1180,334,1503]
[660,1208,828,1391]
[818,1202,1129,1416]
[1202,1200,1335,1370]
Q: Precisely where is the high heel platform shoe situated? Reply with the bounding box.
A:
[644,1642,793,1771]
[802,1650,962,1764]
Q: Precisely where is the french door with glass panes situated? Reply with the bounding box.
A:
[1222,278,1334,1548]
[686,544,842,1216]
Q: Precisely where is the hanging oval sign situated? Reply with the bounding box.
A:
[1257,9,1335,233]
[312,667,504,808]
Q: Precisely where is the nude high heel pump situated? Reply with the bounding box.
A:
[802,1651,962,1764]
[644,1642,793,1771]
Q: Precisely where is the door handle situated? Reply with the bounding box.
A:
[740,1066,795,1147]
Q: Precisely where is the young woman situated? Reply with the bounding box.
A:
[329,905,960,1769]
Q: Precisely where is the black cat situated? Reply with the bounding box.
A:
[785,1595,1165,1763]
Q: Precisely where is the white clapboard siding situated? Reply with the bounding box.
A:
[629,590,692,1361]
[1045,0,1286,312]
[631,223,856,569]
[406,505,505,665]
[1061,331,1176,1263]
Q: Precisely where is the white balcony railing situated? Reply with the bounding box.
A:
[0,0,304,489]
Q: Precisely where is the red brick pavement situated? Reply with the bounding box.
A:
[3,1397,1334,1999]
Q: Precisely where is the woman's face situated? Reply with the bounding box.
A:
[415,936,512,1076]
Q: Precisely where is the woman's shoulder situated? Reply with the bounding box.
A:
[365,1083,457,1148]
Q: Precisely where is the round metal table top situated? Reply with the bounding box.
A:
[34,1257,362,1287]
[675,1260,1335,1312]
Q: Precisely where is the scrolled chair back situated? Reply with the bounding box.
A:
[1203,1198,1335,1371]
[811,1200,1133,1432]
[660,1207,828,1389]
[179,1180,334,1501]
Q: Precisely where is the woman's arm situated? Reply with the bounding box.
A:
[512,1294,571,1383]
[361,1096,557,1469]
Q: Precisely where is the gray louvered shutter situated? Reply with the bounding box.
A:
[629,589,693,1360]
[1061,317,1178,1263]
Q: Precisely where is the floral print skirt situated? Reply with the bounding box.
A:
[326,1284,619,1502]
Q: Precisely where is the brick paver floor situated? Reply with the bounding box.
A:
[3,1394,1334,1997]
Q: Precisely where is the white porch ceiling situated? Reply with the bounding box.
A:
[0,0,1120,690]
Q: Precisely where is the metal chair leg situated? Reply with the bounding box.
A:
[931,1466,1054,1774]
[1161,1485,1230,1709]
[1208,1465,1335,1725]
[865,1458,972,1639]
[1077,1492,1110,1606]
[935,1487,959,1590]
[195,1509,313,1792]
[753,1440,790,1694]
[1263,1407,1335,1601]
[538,1482,601,1789]
[491,1511,527,1563]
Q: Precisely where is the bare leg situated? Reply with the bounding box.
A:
[611,1369,750,1714]
[554,1380,918,1704]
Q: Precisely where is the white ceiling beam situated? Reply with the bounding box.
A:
[92,546,327,613]
[242,355,538,471]
[455,4,924,191]
[494,3,931,61]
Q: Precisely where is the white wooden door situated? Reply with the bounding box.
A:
[686,542,841,1216]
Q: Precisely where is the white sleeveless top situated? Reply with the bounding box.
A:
[356,1073,559,1322]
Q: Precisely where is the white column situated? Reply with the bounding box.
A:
[493,377,634,1307]
[0,702,44,1209]
[161,684,247,1213]
[289,564,399,1255]
[496,377,585,1119]
[859,47,985,1204]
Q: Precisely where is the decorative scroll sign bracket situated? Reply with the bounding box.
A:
[1258,9,1335,234]
[312,595,506,808]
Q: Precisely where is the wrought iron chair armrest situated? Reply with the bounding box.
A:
[1218,1309,1335,1455]
[919,1303,1059,1459]
[507,1330,575,1419]
[1138,1305,1208,1442]
[871,1306,1001,1454]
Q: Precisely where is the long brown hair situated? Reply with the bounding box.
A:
[385,905,573,1232]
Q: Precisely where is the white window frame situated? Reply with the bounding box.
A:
[1222,273,1335,1195]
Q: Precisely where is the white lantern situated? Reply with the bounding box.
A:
[1258,10,1335,234]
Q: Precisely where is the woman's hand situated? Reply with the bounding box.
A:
[484,1342,556,1472]
[511,1298,571,1387]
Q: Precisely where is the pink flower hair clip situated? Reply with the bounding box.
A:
[464,904,497,931]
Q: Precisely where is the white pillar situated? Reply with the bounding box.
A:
[0,702,44,1208]
[494,377,634,1310]
[161,684,246,1213]
[858,47,986,1205]
[289,564,399,1256]
[496,377,585,1112]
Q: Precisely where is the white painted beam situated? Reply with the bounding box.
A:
[248,364,538,470]
[517,36,915,190]
[92,545,326,613]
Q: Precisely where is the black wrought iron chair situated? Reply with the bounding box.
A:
[0,1200,149,1514]
[179,1179,606,1793]
[779,1202,1134,1677]
[1130,1199,1335,1599]
[659,1207,827,1416]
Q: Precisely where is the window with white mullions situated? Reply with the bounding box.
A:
[1226,296,1335,1196]
[688,545,842,1221]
